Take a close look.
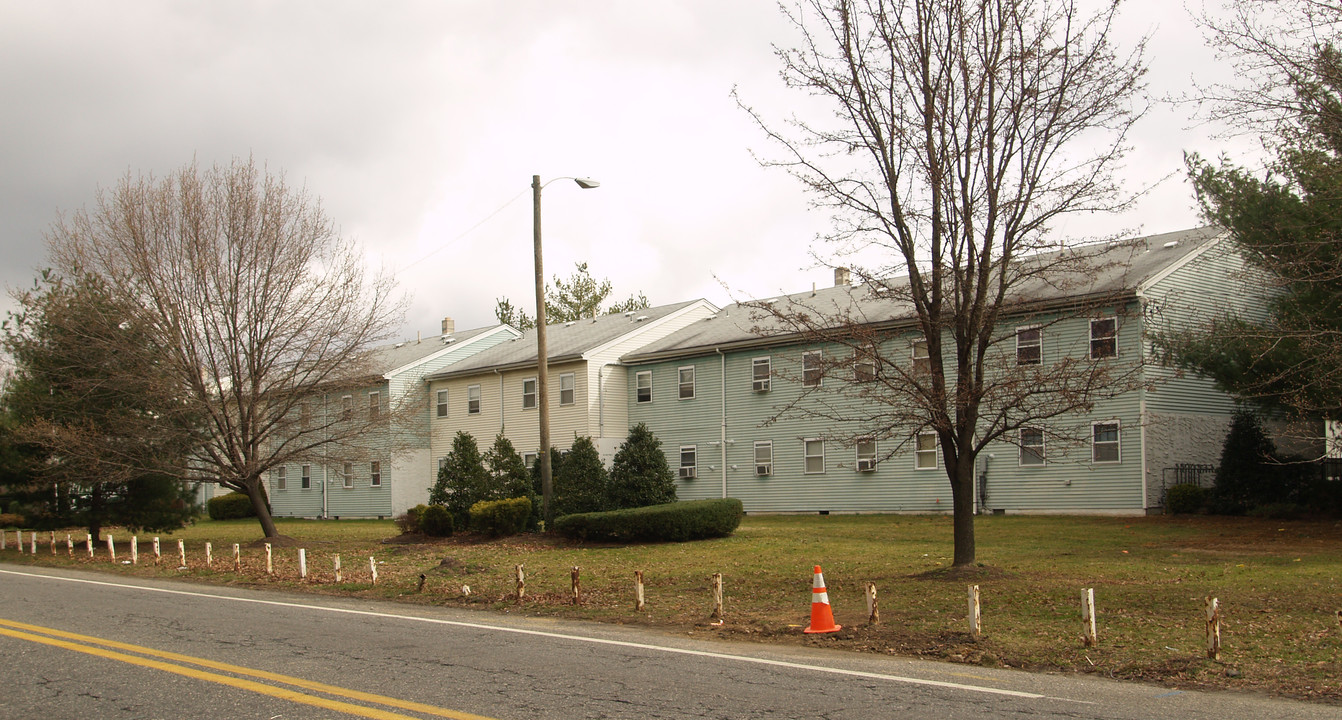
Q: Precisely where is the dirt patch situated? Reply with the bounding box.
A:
[911,565,1015,582]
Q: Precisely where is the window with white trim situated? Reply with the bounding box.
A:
[438,457,448,473]
[912,339,930,374]
[752,357,771,392]
[274,466,286,491]
[523,452,538,468]
[803,351,822,387]
[342,462,354,488]
[854,345,877,382]
[1090,318,1117,359]
[300,402,311,428]
[678,366,696,399]
[522,378,537,410]
[1092,421,1120,463]
[369,391,380,420]
[804,438,825,474]
[341,395,353,420]
[301,464,311,489]
[467,384,481,415]
[636,371,652,403]
[679,445,697,479]
[754,441,772,476]
[856,439,877,472]
[560,373,575,405]
[1020,428,1045,466]
[1016,326,1042,365]
[370,461,382,487]
[436,389,449,418]
[915,432,938,469]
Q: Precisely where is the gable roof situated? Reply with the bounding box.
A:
[622,227,1224,363]
[364,324,508,379]
[424,300,707,381]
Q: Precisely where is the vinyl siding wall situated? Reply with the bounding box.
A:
[629,311,1149,514]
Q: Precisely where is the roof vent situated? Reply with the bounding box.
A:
[393,342,405,349]
[635,315,649,322]
[624,311,636,317]
[441,336,456,345]
[1162,240,1179,249]
[564,321,577,327]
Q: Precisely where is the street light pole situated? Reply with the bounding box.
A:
[533,175,599,530]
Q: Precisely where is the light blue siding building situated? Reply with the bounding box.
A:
[621,228,1259,516]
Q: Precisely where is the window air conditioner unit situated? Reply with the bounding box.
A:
[753,379,770,392]
[755,463,771,476]
[857,459,876,472]
[678,467,696,479]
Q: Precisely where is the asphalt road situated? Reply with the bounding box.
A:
[0,563,1333,720]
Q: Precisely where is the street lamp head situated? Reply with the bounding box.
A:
[574,178,600,189]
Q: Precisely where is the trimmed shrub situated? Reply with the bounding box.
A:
[419,504,454,537]
[553,498,744,543]
[1164,484,1207,515]
[469,496,532,537]
[207,492,257,520]
[394,504,430,534]
[608,423,677,509]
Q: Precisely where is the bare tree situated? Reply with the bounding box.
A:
[740,0,1148,566]
[47,158,408,538]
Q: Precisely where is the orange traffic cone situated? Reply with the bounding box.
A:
[803,565,842,634]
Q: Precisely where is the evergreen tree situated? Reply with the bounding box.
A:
[429,431,489,528]
[494,262,650,329]
[608,423,677,509]
[1213,409,1285,514]
[483,433,531,500]
[553,436,610,516]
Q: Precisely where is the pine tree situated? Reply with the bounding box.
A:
[554,436,610,516]
[429,431,489,528]
[608,423,677,509]
[1213,410,1279,514]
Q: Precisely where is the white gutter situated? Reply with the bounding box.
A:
[494,369,504,433]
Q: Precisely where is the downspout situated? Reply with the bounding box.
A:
[495,369,504,434]
[597,364,605,442]
[321,393,328,519]
[717,348,727,499]
[1135,290,1150,513]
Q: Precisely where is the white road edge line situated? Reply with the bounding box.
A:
[0,567,1090,704]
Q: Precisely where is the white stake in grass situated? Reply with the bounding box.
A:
[153,537,161,566]
[968,585,982,638]
[66,534,72,557]
[233,543,240,571]
[205,542,213,568]
[265,543,273,575]
[131,536,139,565]
[515,564,525,603]
[49,531,55,556]
[31,532,38,555]
[105,535,114,561]
[1082,588,1097,647]
[334,555,342,583]
[369,556,377,585]
[85,533,93,558]
[298,548,307,579]
[1205,596,1221,660]
[633,570,644,612]
[178,539,186,568]
[866,582,880,625]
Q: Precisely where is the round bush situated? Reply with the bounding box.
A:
[469,497,532,537]
[207,492,257,520]
[420,504,454,537]
[1165,484,1207,515]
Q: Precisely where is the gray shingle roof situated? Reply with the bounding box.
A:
[365,324,500,377]
[424,300,704,381]
[623,227,1222,362]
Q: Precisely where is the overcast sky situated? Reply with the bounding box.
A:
[0,1,1257,345]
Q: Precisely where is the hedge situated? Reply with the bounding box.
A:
[552,498,743,543]
[207,492,257,520]
[469,497,531,537]
[420,504,454,537]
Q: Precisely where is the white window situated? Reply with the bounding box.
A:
[274,466,286,491]
[370,461,381,487]
[912,339,930,374]
[468,384,481,415]
[341,394,353,420]
[300,402,311,428]
[678,366,696,400]
[523,452,538,468]
[438,457,448,473]
[915,432,938,469]
[752,357,771,392]
[342,462,354,489]
[679,446,697,479]
[804,438,825,474]
[301,464,311,489]
[560,373,575,405]
[436,389,448,418]
[522,378,537,410]
[636,371,652,403]
[1020,428,1045,466]
[856,439,877,472]
[369,391,380,420]
[754,441,773,476]
[854,345,877,382]
[1090,318,1117,359]
[1016,326,1042,365]
[803,351,822,387]
[1092,421,1120,463]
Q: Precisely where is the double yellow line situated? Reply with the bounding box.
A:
[0,618,498,720]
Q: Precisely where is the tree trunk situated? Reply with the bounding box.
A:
[243,478,280,538]
[86,482,104,542]
[950,458,976,567]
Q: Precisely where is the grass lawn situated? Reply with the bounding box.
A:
[4,513,1339,703]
